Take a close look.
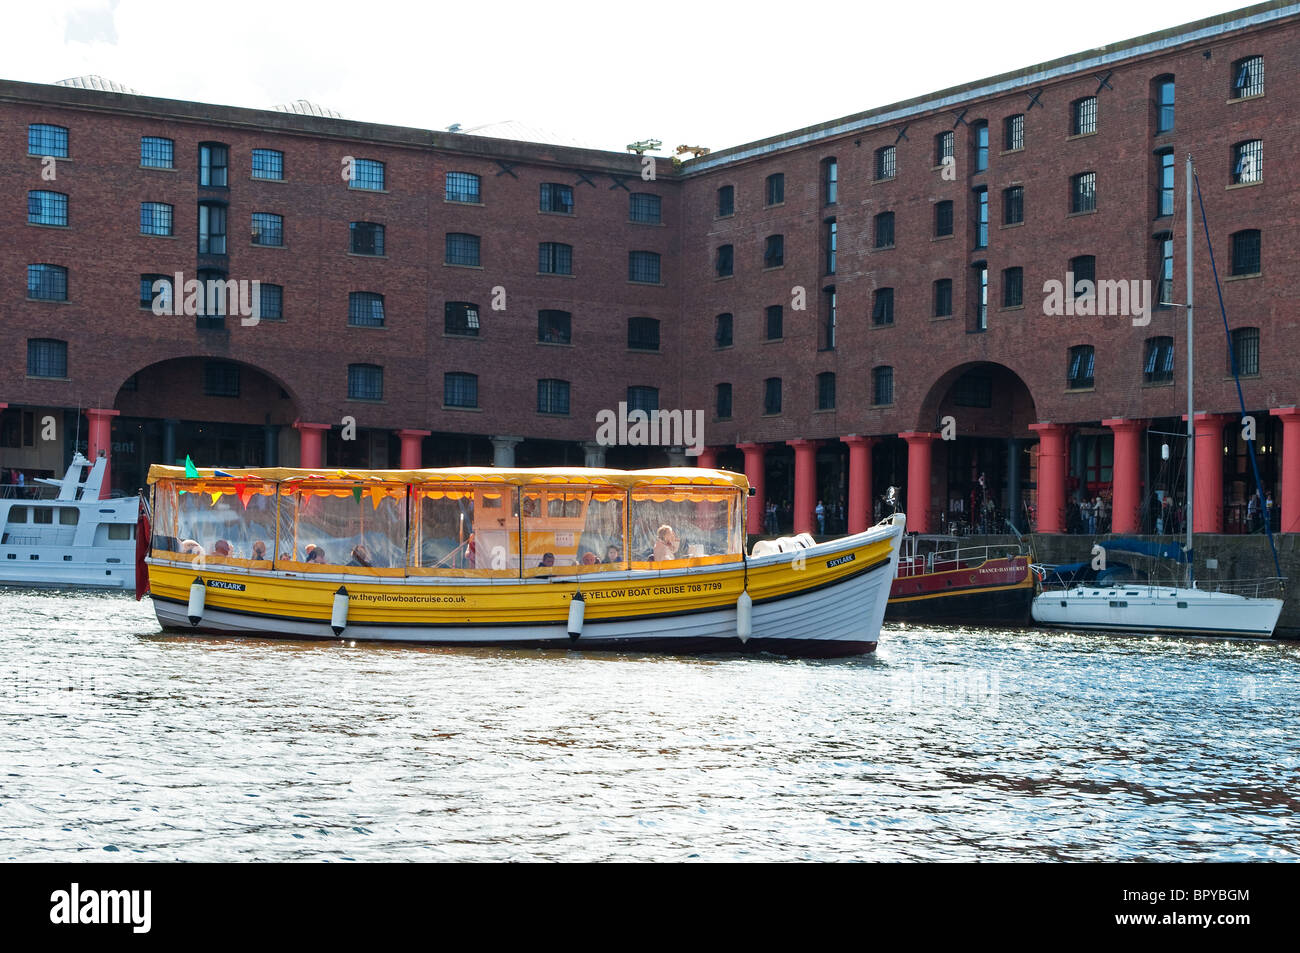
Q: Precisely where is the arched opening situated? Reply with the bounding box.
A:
[106,357,300,494]
[917,362,1038,534]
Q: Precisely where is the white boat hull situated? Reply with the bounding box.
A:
[151,526,902,657]
[1031,585,1283,637]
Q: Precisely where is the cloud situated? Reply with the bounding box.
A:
[64,0,119,45]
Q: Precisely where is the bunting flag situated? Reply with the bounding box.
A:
[352,486,363,503]
[235,479,254,508]
[184,455,199,478]
[367,484,386,509]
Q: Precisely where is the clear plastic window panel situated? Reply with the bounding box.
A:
[151,480,277,565]
[628,488,744,568]
[277,484,407,572]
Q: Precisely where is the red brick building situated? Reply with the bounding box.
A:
[2,1,1298,537]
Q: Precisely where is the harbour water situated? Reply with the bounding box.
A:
[2,590,1297,862]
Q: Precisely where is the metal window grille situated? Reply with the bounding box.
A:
[629,251,660,283]
[537,379,570,415]
[445,373,478,408]
[444,301,480,336]
[538,310,571,344]
[251,212,282,246]
[27,264,68,300]
[141,137,173,168]
[349,292,385,327]
[445,172,480,203]
[444,232,478,265]
[1231,230,1261,276]
[539,242,573,274]
[28,124,68,157]
[873,289,894,326]
[350,159,386,191]
[252,149,284,180]
[28,191,68,226]
[347,364,383,400]
[27,339,67,378]
[630,193,661,223]
[540,183,574,214]
[873,367,894,405]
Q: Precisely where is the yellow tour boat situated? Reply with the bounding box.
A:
[142,465,905,657]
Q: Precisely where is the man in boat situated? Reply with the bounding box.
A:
[540,552,555,567]
[349,544,373,568]
[605,544,621,564]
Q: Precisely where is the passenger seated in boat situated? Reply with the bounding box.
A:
[580,552,598,565]
[653,525,679,561]
[180,539,203,555]
[304,545,327,564]
[349,544,373,568]
[606,544,621,563]
[540,552,555,567]
[213,539,233,557]
[251,541,268,561]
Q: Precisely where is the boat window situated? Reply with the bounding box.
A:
[7,507,26,524]
[59,508,79,525]
[628,486,745,569]
[410,484,520,577]
[277,482,407,574]
[151,479,278,566]
[33,508,53,524]
[108,524,132,540]
[520,486,626,577]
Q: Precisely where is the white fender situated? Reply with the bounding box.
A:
[567,591,585,639]
[187,577,205,626]
[331,586,349,636]
[736,589,752,642]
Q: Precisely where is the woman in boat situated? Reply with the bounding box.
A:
[653,525,678,561]
[349,544,373,568]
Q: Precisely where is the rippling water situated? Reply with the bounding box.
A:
[2,589,1297,861]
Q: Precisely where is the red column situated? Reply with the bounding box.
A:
[85,408,120,499]
[397,429,430,469]
[899,432,938,534]
[787,439,819,536]
[1103,418,1146,534]
[738,442,766,536]
[1029,423,1069,533]
[843,435,877,535]
[294,421,330,470]
[695,447,719,469]
[1270,408,1300,533]
[1190,413,1230,533]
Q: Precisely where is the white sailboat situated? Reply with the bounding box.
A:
[0,452,139,590]
[1031,155,1284,637]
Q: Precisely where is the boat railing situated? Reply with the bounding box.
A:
[0,484,60,501]
[1199,576,1287,599]
[897,542,1026,578]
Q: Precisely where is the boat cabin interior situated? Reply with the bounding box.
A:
[148,466,749,578]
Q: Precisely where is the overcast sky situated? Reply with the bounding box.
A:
[3,0,1247,154]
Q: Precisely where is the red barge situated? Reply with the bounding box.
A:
[886,535,1034,623]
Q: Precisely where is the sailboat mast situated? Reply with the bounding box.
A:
[1184,153,1194,586]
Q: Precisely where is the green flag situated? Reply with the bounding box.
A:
[185,455,199,478]
[352,486,363,503]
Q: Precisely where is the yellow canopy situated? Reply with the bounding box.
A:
[148,464,750,493]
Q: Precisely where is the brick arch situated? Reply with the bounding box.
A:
[915,361,1038,438]
[112,355,301,426]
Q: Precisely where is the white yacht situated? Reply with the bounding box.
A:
[0,453,139,590]
[1031,155,1285,638]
